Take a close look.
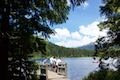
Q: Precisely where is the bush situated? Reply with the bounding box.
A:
[83,69,120,80]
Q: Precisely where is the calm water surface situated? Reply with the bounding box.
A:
[63,57,99,80]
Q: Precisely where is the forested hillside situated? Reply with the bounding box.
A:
[46,42,94,57]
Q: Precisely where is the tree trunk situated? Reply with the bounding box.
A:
[0,0,9,80]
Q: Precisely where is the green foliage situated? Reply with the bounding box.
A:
[0,0,86,79]
[83,68,120,80]
[8,33,45,80]
[87,0,120,80]
[95,0,120,57]
[46,42,94,57]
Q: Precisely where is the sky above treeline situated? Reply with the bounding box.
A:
[49,0,107,48]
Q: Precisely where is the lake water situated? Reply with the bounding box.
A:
[35,57,99,80]
[63,57,99,80]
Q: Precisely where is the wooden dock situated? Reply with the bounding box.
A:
[48,70,68,80]
[37,62,68,80]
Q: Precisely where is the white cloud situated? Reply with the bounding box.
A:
[67,0,71,6]
[82,1,89,8]
[55,36,97,47]
[50,27,71,41]
[50,21,108,48]
[71,31,81,40]
[79,21,107,37]
[55,28,70,38]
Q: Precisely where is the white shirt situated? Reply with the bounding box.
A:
[50,57,56,64]
[50,57,54,64]
[56,59,62,66]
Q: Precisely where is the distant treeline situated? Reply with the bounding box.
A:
[45,42,95,57]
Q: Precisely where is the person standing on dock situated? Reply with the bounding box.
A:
[55,58,63,72]
[56,58,62,66]
[50,56,57,70]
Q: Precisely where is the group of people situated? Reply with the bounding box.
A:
[41,56,63,72]
[49,56,62,72]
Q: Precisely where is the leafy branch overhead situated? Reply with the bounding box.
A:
[95,0,120,57]
[0,0,86,80]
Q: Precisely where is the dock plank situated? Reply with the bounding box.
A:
[48,70,68,80]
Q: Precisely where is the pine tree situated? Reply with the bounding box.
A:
[0,0,86,79]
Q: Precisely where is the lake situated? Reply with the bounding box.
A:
[63,57,99,80]
[35,57,99,80]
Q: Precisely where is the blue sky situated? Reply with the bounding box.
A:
[49,0,107,47]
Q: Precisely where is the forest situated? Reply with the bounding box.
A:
[47,42,94,57]
[33,42,95,58]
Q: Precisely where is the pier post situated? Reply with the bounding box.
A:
[39,64,48,80]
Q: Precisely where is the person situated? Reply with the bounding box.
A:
[56,58,62,66]
[50,56,54,64]
[43,59,48,64]
[55,58,63,72]
[50,56,57,70]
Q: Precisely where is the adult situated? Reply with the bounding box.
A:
[56,58,62,66]
[50,56,57,70]
[55,58,63,72]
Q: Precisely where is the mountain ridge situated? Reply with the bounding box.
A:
[79,43,95,50]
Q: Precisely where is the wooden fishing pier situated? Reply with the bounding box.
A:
[37,62,68,80]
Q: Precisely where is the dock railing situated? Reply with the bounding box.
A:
[37,62,67,80]
[57,62,67,76]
